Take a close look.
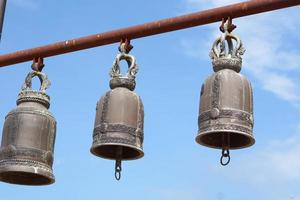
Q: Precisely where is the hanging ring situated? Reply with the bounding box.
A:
[220,149,230,166]
[115,159,122,181]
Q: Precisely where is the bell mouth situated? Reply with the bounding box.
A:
[0,171,54,186]
[195,131,255,150]
[90,144,144,161]
[0,159,55,185]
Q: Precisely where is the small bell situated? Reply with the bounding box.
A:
[90,43,144,180]
[195,19,255,165]
[0,70,56,185]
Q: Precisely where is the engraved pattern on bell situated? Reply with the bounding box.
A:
[0,71,56,185]
[210,108,220,119]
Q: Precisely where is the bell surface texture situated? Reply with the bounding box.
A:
[0,71,56,185]
[196,31,255,150]
[91,52,144,161]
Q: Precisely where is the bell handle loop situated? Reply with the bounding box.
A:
[22,71,51,93]
[212,34,242,59]
[220,149,230,166]
[110,53,138,79]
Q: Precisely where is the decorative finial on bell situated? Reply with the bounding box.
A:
[196,18,254,166]
[210,18,245,73]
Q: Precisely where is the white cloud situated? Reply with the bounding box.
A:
[227,128,300,184]
[260,73,300,103]
[10,0,38,10]
[181,0,300,105]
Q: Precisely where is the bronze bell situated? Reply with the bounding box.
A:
[0,71,56,185]
[91,48,144,180]
[195,22,254,165]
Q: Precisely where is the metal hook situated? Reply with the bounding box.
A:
[115,159,122,181]
[118,38,133,54]
[31,57,45,72]
[220,149,230,166]
[219,17,236,33]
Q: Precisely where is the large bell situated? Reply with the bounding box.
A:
[0,71,56,185]
[195,25,254,165]
[91,49,144,180]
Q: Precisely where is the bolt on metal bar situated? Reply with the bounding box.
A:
[0,0,299,67]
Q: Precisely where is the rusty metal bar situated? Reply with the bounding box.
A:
[0,0,299,67]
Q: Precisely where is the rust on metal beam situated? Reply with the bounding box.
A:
[0,0,299,67]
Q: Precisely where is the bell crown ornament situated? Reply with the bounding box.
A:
[91,41,144,180]
[196,19,254,166]
[210,19,245,73]
[17,70,51,108]
[0,69,56,185]
[109,52,137,91]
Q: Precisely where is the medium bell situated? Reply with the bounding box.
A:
[195,20,255,165]
[91,44,144,180]
[0,70,56,185]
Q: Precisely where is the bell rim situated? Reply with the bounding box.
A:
[90,143,144,161]
[0,159,55,186]
[195,130,255,150]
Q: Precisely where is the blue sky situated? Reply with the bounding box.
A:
[0,0,300,200]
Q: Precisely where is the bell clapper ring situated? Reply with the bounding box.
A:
[220,148,230,166]
[115,159,122,181]
[114,146,123,181]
